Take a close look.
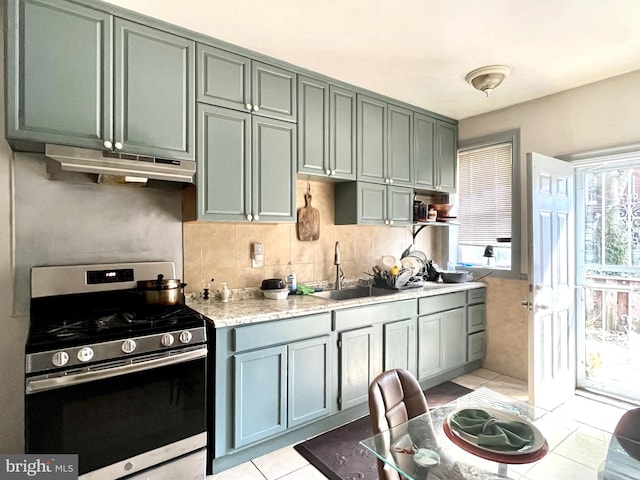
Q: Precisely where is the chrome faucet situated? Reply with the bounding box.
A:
[334,241,344,290]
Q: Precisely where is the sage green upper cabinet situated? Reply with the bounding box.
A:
[196,104,295,222]
[297,76,356,180]
[6,0,195,160]
[414,112,457,193]
[387,104,413,186]
[357,95,413,186]
[437,120,458,192]
[6,0,112,150]
[297,76,329,176]
[197,44,296,122]
[114,19,195,160]
[329,85,357,180]
[357,95,386,183]
[334,182,412,226]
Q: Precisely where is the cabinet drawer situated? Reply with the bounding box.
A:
[468,331,486,362]
[418,292,465,315]
[233,313,331,352]
[333,299,416,331]
[467,304,486,334]
[467,288,486,305]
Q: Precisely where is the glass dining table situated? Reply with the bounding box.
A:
[359,387,550,480]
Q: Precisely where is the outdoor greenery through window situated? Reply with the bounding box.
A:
[457,142,513,269]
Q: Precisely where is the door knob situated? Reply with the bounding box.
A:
[521,300,532,311]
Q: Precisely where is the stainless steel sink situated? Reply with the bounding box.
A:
[312,286,396,301]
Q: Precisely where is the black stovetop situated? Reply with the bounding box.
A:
[27,290,205,353]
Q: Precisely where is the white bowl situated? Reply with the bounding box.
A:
[413,448,440,467]
[262,288,290,300]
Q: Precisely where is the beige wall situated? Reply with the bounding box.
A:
[183,179,441,293]
[459,69,640,381]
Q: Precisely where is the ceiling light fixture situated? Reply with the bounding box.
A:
[465,65,511,97]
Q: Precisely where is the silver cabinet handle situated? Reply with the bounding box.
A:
[103,140,113,149]
[253,105,259,112]
[389,178,394,184]
[246,103,252,111]
[331,170,336,176]
[254,214,259,221]
[384,220,389,225]
[247,214,253,221]
[326,169,331,175]
[114,142,123,150]
[389,220,394,225]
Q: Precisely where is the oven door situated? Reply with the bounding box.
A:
[25,347,207,479]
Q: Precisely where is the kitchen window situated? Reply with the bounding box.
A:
[453,129,521,278]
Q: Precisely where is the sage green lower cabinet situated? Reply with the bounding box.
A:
[417,292,468,381]
[383,318,417,376]
[466,288,487,361]
[338,326,376,410]
[233,345,287,448]
[334,181,413,225]
[213,313,332,459]
[195,104,295,222]
[335,299,416,410]
[233,335,331,448]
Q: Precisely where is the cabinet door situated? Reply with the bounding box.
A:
[6,0,112,149]
[418,314,442,380]
[197,104,251,221]
[441,307,467,370]
[387,104,413,186]
[383,319,417,377]
[339,326,376,410]
[414,113,436,190]
[114,19,195,160]
[233,345,287,448]
[329,85,356,180]
[288,336,331,427]
[252,61,297,122]
[252,116,296,222]
[197,44,251,111]
[468,331,486,362]
[357,95,387,183]
[297,76,329,176]
[436,121,457,193]
[387,185,413,226]
[357,182,386,225]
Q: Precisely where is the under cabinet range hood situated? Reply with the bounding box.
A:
[44,144,196,184]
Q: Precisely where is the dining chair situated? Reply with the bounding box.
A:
[600,407,640,480]
[368,369,429,480]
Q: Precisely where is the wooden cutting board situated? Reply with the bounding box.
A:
[297,193,320,241]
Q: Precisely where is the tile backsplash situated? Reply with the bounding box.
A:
[183,179,442,293]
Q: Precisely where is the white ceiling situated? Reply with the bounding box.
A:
[105,0,640,120]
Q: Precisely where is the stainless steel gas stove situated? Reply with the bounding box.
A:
[24,262,207,480]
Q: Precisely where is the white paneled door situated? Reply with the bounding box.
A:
[527,152,576,410]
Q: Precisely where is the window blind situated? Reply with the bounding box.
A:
[458,142,512,244]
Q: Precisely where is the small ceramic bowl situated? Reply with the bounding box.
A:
[413,448,440,467]
[262,288,290,300]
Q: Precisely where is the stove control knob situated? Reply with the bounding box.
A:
[121,339,137,354]
[179,331,192,344]
[77,347,94,362]
[161,334,175,347]
[52,351,69,367]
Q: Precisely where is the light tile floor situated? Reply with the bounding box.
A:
[207,370,633,480]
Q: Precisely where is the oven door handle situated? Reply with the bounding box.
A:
[25,347,207,394]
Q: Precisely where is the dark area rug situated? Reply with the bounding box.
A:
[294,381,473,480]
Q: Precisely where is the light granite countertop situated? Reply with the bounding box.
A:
[187,281,487,328]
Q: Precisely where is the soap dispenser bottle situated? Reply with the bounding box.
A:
[220,282,230,303]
